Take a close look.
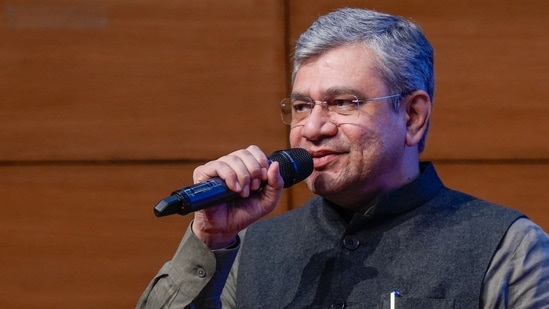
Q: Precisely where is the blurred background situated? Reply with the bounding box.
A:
[1,0,547,307]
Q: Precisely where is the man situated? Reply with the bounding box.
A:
[138,8,549,308]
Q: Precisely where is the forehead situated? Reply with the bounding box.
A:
[293,44,387,97]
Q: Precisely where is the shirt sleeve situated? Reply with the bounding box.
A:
[482,217,549,308]
[136,223,240,309]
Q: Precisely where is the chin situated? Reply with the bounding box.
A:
[306,171,338,196]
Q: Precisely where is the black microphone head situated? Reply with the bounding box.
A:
[268,148,313,188]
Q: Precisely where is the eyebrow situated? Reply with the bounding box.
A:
[290,86,365,100]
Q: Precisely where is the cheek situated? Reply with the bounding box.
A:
[346,119,399,163]
[288,128,302,147]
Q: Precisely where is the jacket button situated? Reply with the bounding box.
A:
[342,235,360,250]
[196,267,207,278]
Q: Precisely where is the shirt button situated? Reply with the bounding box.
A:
[196,267,207,278]
[342,235,360,250]
[331,299,345,309]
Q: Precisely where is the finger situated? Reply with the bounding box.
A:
[243,145,270,189]
[192,147,268,198]
[193,158,246,195]
[222,147,268,196]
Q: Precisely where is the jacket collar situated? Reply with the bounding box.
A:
[322,162,444,224]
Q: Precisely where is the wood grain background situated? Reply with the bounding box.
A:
[1,0,547,307]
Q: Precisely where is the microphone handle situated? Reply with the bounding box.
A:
[153,177,240,217]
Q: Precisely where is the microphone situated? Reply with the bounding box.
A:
[153,148,313,217]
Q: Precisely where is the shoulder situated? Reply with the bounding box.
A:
[431,187,524,221]
[501,218,549,255]
[482,218,549,306]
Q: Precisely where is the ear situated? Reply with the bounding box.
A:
[401,90,432,147]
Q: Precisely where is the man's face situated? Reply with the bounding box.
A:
[289,44,410,209]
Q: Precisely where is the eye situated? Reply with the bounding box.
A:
[329,97,358,112]
[332,98,355,107]
[292,100,312,113]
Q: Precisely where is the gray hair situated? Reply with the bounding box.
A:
[292,8,434,152]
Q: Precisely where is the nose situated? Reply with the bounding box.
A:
[299,104,338,140]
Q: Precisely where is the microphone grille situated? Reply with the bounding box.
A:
[269,148,313,188]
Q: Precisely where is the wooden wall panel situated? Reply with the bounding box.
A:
[0,164,295,308]
[1,0,291,307]
[1,0,288,162]
[0,165,190,308]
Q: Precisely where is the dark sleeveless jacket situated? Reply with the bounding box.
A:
[235,163,523,308]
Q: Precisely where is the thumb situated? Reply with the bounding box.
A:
[256,161,284,207]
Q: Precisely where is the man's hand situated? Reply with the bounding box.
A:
[191,145,284,249]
